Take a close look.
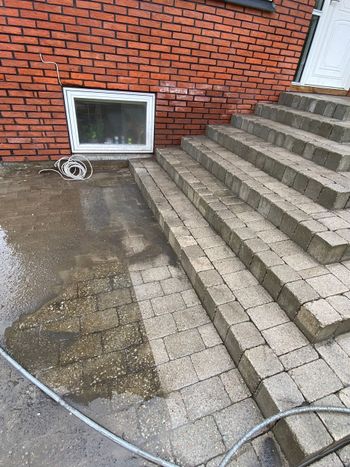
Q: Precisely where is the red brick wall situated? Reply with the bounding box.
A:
[0,0,314,162]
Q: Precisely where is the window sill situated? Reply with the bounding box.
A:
[224,0,275,12]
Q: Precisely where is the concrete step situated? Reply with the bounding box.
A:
[207,124,350,210]
[279,92,350,121]
[181,135,350,265]
[131,158,350,466]
[231,114,350,172]
[156,145,350,343]
[255,102,350,143]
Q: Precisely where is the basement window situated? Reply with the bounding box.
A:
[63,88,155,153]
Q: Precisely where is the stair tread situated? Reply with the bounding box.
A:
[131,157,350,466]
[259,102,350,129]
[210,124,350,192]
[184,134,350,249]
[234,114,350,154]
[287,92,350,107]
[156,145,350,340]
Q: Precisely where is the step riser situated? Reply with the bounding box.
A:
[181,137,349,265]
[231,115,350,172]
[255,103,350,143]
[131,160,339,466]
[279,92,350,121]
[206,125,350,210]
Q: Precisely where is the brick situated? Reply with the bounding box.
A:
[278,279,319,319]
[4,0,316,160]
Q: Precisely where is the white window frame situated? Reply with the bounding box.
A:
[63,88,155,154]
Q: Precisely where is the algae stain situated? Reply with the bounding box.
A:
[5,260,163,406]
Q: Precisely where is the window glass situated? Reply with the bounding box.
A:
[75,99,147,146]
[294,14,320,82]
[315,0,325,10]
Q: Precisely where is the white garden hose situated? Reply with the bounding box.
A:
[39,155,93,181]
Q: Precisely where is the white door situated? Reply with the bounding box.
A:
[300,0,350,89]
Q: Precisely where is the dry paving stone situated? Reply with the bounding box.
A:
[315,340,350,385]
[173,304,210,331]
[218,369,250,405]
[225,321,265,365]
[214,398,263,448]
[165,391,188,429]
[143,314,177,340]
[247,302,289,331]
[262,322,308,356]
[336,332,350,356]
[141,266,171,283]
[151,293,186,315]
[206,444,260,467]
[307,274,348,298]
[313,394,350,442]
[289,359,343,403]
[158,356,198,392]
[238,345,284,392]
[149,338,169,365]
[134,282,164,301]
[181,376,231,421]
[191,345,234,380]
[234,285,272,309]
[223,270,258,291]
[171,416,225,466]
[161,276,192,294]
[198,323,222,348]
[164,328,205,360]
[279,345,318,371]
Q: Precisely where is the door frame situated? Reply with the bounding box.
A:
[295,0,350,90]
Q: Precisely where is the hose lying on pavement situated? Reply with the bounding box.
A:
[39,155,93,181]
[1,344,350,467]
[220,405,350,467]
[0,345,177,467]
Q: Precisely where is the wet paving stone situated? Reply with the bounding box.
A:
[0,166,288,466]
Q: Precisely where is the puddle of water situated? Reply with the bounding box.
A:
[1,167,173,406]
